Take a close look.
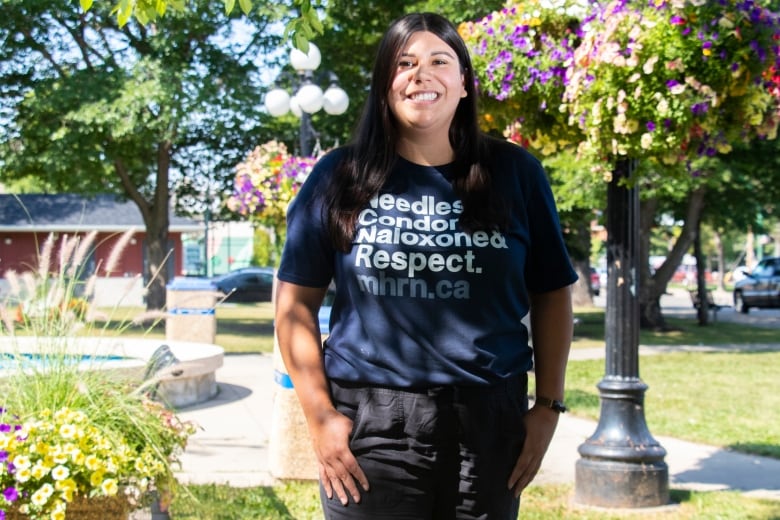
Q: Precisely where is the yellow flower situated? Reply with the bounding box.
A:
[53,408,70,422]
[71,449,85,466]
[101,478,119,496]
[52,448,68,465]
[90,469,105,487]
[33,441,50,455]
[58,423,77,439]
[55,477,77,499]
[51,465,70,481]
[85,454,100,471]
[31,483,55,506]
[134,459,149,473]
[12,454,32,469]
[15,467,32,483]
[32,462,51,480]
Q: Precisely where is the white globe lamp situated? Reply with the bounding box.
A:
[264,88,291,117]
[323,86,350,115]
[290,43,322,72]
[296,83,324,114]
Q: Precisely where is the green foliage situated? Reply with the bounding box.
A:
[84,0,321,52]
[252,227,273,267]
[285,0,324,52]
[0,231,194,518]
[411,0,505,24]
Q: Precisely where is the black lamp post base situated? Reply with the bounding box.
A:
[575,458,669,508]
[574,378,670,508]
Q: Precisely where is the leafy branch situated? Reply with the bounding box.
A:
[78,0,323,48]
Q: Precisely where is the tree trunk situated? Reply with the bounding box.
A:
[144,222,171,310]
[639,186,706,329]
[638,196,664,329]
[115,142,173,311]
[693,216,709,325]
[567,215,595,307]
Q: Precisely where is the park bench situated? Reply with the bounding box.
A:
[689,289,725,321]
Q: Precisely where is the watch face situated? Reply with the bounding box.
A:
[536,396,567,413]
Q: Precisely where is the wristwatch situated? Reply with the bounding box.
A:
[534,396,568,413]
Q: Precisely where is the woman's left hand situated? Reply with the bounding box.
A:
[506,406,560,497]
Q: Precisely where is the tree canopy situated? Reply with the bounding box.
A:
[0,0,290,308]
[82,0,324,50]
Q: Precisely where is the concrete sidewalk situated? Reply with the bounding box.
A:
[173,352,780,503]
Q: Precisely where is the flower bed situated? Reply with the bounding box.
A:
[1,404,193,520]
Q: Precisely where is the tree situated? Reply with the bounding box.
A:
[463,0,780,327]
[463,0,780,507]
[0,0,289,309]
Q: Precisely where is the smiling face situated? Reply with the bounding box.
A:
[388,31,468,141]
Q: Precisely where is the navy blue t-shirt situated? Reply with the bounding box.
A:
[277,139,577,387]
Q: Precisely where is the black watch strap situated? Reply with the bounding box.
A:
[535,396,567,413]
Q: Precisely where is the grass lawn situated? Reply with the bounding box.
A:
[95,303,276,353]
[553,350,780,458]
[570,306,780,348]
[169,482,780,519]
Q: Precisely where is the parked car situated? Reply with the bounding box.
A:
[732,257,780,313]
[213,267,274,303]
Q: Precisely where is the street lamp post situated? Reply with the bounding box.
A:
[574,159,669,508]
[264,43,349,157]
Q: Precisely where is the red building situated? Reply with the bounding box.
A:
[0,194,201,306]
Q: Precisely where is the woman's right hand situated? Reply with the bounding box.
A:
[311,408,370,506]
[275,280,369,504]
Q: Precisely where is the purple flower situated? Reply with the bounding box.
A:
[0,450,7,462]
[691,103,709,116]
[3,487,18,502]
[0,424,9,433]
[646,121,657,132]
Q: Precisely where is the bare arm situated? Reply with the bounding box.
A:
[508,284,574,496]
[274,280,369,505]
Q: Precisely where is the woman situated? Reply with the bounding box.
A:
[275,12,577,520]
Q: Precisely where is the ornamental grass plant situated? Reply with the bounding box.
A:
[0,232,195,520]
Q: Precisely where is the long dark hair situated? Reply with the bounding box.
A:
[325,12,508,251]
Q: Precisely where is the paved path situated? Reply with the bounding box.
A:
[174,350,780,502]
